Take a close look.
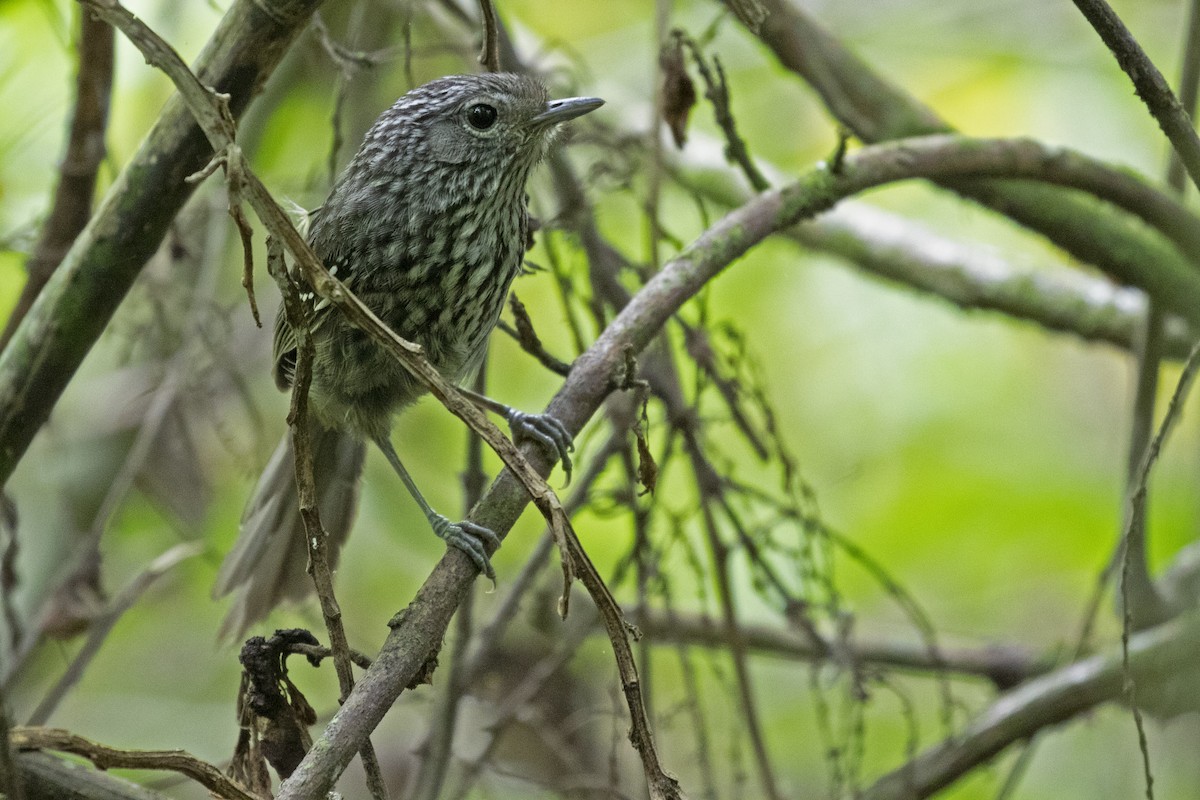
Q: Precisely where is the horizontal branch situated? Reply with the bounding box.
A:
[16,751,168,800]
[277,131,1200,798]
[10,728,256,800]
[634,608,1049,688]
[861,612,1200,800]
[0,0,323,487]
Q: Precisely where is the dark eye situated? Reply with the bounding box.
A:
[466,103,498,130]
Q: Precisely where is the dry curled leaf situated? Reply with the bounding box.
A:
[660,36,696,148]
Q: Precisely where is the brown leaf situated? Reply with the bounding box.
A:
[660,37,696,148]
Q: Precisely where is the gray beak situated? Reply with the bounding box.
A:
[532,96,605,127]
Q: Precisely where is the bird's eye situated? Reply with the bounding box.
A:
[466,103,498,130]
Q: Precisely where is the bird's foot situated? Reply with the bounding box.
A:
[430,513,499,580]
[506,409,574,479]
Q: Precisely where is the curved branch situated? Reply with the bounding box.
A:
[673,146,1199,358]
[729,0,1200,319]
[276,132,1200,798]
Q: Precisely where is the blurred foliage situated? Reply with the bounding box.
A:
[3,0,1200,798]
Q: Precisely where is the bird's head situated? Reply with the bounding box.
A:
[361,73,603,179]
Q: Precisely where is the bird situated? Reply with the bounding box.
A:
[214,73,603,639]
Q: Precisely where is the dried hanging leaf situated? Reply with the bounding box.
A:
[660,36,696,148]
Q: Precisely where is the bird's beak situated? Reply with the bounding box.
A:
[532,96,605,127]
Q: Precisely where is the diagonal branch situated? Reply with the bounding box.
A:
[860,612,1200,800]
[1071,0,1200,194]
[275,131,1200,799]
[0,0,324,488]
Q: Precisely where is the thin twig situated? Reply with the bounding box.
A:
[408,364,491,800]
[10,727,259,800]
[1071,0,1200,194]
[267,240,388,800]
[26,543,201,727]
[676,32,769,192]
[476,0,500,72]
[634,609,1044,687]
[0,11,113,351]
[698,496,783,800]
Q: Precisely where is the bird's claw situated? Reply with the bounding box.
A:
[430,514,499,581]
[506,409,574,479]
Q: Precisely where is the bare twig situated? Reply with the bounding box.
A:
[10,727,260,800]
[0,0,321,487]
[635,609,1045,688]
[267,240,388,800]
[477,0,500,72]
[1071,0,1200,194]
[676,32,769,192]
[501,293,573,377]
[26,543,201,727]
[698,497,783,800]
[0,11,113,351]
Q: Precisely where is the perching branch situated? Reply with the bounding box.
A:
[276,132,1200,799]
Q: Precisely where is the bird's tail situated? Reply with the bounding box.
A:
[214,424,365,641]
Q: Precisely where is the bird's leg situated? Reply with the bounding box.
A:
[372,434,499,580]
[458,387,574,479]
